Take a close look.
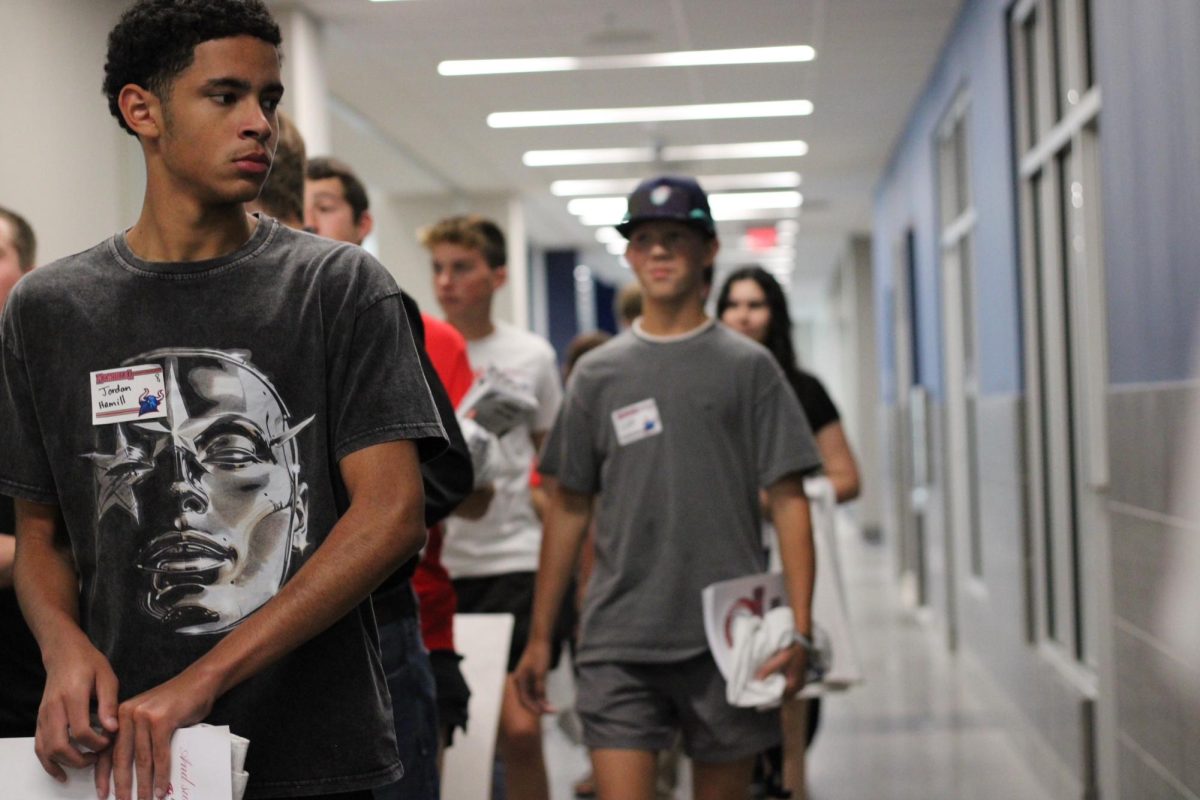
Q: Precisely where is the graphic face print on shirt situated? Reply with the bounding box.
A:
[83,348,313,635]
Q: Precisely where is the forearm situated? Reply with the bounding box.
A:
[828,469,861,503]
[453,485,494,519]
[193,494,425,697]
[769,478,815,635]
[185,440,427,698]
[13,503,88,657]
[530,484,547,520]
[816,423,861,503]
[527,484,591,644]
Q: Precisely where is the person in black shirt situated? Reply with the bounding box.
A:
[0,4,446,799]
[717,266,860,502]
[717,265,862,797]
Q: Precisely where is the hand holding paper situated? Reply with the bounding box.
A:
[96,667,219,800]
[0,725,248,800]
[457,368,539,437]
[34,629,120,782]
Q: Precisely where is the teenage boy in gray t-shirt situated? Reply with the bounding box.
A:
[0,3,445,799]
[515,176,822,799]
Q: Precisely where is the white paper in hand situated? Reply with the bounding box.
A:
[457,368,538,437]
[701,571,790,681]
[0,725,240,800]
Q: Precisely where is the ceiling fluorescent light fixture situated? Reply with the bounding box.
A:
[552,172,800,197]
[578,206,800,227]
[439,45,815,75]
[489,100,812,128]
[574,194,802,227]
[595,227,625,244]
[669,140,809,160]
[524,147,656,167]
[568,191,801,218]
[523,140,808,167]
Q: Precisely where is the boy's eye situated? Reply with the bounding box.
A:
[263,97,281,112]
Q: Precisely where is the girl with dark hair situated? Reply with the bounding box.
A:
[717,266,861,798]
[717,266,860,502]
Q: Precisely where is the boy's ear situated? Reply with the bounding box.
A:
[356,210,375,243]
[705,235,720,263]
[491,264,508,290]
[118,84,164,140]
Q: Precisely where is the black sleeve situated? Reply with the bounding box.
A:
[789,369,841,434]
[0,495,13,535]
[376,296,475,594]
[405,293,473,528]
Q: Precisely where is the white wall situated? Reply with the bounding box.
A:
[807,235,882,533]
[0,0,144,265]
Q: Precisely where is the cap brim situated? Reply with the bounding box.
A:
[615,216,715,240]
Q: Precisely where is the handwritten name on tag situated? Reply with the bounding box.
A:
[90,364,167,426]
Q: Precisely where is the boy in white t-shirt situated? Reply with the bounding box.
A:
[422,215,563,800]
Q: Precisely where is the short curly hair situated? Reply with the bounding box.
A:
[103,0,282,136]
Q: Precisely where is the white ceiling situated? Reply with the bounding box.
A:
[279,0,962,282]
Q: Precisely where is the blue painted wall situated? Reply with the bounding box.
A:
[873,0,1024,403]
[545,249,578,366]
[594,281,617,335]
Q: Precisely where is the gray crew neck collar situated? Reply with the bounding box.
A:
[111,214,277,279]
[631,317,715,344]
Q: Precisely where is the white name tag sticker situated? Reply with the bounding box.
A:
[90,364,167,426]
[611,398,663,446]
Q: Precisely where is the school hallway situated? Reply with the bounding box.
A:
[542,514,1056,800]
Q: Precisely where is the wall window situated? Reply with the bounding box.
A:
[936,90,984,580]
[1009,0,1100,665]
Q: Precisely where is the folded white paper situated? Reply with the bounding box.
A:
[457,368,538,437]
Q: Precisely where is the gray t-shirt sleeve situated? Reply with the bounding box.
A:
[538,380,598,494]
[329,290,447,464]
[0,290,57,503]
[754,358,823,487]
[536,406,563,477]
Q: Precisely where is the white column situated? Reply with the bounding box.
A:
[0,0,141,264]
[275,7,331,156]
[504,197,529,330]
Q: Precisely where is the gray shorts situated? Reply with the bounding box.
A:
[575,653,781,763]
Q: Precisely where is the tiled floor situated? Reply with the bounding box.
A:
[539,514,1055,800]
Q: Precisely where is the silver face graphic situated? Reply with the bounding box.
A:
[85,349,313,635]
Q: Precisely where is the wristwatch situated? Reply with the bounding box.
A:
[790,631,814,652]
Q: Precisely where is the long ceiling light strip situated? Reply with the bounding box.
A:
[524,147,657,166]
[567,191,802,218]
[439,45,815,76]
[670,140,809,160]
[523,140,808,167]
[580,207,800,227]
[488,100,812,128]
[551,172,801,197]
